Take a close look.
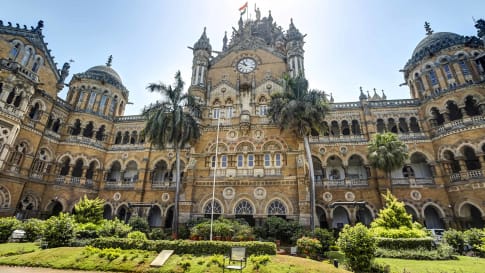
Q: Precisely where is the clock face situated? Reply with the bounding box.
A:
[237,58,256,73]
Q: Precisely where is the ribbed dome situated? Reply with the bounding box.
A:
[412,32,463,57]
[86,65,122,84]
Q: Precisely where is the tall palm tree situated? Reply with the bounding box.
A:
[268,74,329,231]
[142,71,201,238]
[367,132,408,192]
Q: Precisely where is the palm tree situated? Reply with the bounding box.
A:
[142,71,201,238]
[367,132,408,192]
[268,74,329,231]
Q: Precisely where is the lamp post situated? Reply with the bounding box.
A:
[209,107,222,241]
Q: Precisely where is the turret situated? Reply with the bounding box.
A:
[286,18,305,78]
[191,27,212,87]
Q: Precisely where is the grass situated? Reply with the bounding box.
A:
[376,256,485,273]
[0,243,351,273]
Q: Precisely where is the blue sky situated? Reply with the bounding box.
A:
[2,1,483,115]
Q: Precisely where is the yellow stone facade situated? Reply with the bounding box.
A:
[1,15,485,230]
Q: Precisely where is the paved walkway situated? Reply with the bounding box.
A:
[0,266,120,273]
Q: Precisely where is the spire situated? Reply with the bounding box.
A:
[222,31,228,51]
[424,21,433,36]
[359,86,367,100]
[371,88,382,100]
[193,27,212,52]
[330,92,334,103]
[287,18,303,41]
[268,10,273,24]
[381,90,387,100]
[106,55,113,67]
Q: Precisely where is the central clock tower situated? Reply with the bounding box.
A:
[185,10,309,226]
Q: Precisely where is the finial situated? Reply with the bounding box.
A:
[290,18,294,26]
[373,88,377,94]
[381,90,387,100]
[424,21,433,36]
[330,92,334,103]
[367,90,370,98]
[222,31,228,51]
[36,20,44,31]
[203,26,206,34]
[359,86,367,100]
[106,55,113,67]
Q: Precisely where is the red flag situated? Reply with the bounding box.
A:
[239,2,248,13]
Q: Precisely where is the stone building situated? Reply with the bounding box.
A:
[1,13,485,230]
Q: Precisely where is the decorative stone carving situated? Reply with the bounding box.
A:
[162,192,170,202]
[254,187,266,200]
[223,187,235,200]
[345,191,355,201]
[323,192,332,202]
[410,190,422,201]
[113,192,121,201]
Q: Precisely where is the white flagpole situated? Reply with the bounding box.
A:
[209,109,221,241]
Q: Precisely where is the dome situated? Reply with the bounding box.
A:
[85,65,122,84]
[412,32,463,57]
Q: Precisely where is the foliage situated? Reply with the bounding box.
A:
[148,228,168,240]
[127,230,148,240]
[98,218,132,238]
[296,236,322,259]
[143,70,202,238]
[0,217,21,243]
[74,222,100,239]
[249,254,271,270]
[190,218,254,241]
[91,237,277,256]
[336,223,377,273]
[376,244,453,260]
[370,191,427,238]
[367,132,408,176]
[376,255,485,273]
[43,213,76,248]
[0,242,39,256]
[20,218,45,242]
[255,216,303,244]
[463,228,484,254]
[128,216,150,234]
[313,227,335,253]
[443,229,466,254]
[73,195,104,224]
[376,237,435,250]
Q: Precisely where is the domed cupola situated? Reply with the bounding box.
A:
[193,27,212,52]
[67,56,129,117]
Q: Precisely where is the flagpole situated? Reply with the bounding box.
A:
[209,109,221,241]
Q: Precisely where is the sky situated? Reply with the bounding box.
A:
[2,0,483,115]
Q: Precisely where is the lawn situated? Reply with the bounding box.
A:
[376,256,485,273]
[0,243,351,273]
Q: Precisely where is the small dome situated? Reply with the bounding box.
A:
[86,65,122,84]
[412,32,463,57]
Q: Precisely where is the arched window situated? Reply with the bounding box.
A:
[122,131,130,144]
[82,121,94,138]
[109,96,118,116]
[312,156,323,182]
[348,154,367,179]
[247,154,254,167]
[428,69,438,86]
[71,159,84,178]
[463,146,480,170]
[376,119,385,133]
[31,56,43,73]
[204,200,222,216]
[124,161,139,182]
[234,200,254,214]
[237,155,244,167]
[341,120,350,135]
[152,160,169,183]
[459,60,470,76]
[221,155,227,168]
[28,102,41,120]
[96,125,105,141]
[86,91,97,111]
[114,132,122,144]
[20,47,33,66]
[59,157,71,176]
[410,153,432,178]
[9,42,21,60]
[464,96,481,116]
[351,120,361,135]
[387,118,397,133]
[71,119,82,136]
[414,73,424,93]
[322,121,329,136]
[275,153,282,167]
[52,119,61,133]
[443,64,454,80]
[443,151,460,174]
[267,200,286,215]
[398,118,409,133]
[410,117,420,132]
[86,161,96,180]
[446,101,462,121]
[6,88,15,104]
[13,92,22,108]
[108,161,122,181]
[430,108,444,126]
[330,121,339,136]
[9,142,28,169]
[98,94,108,115]
[130,131,137,144]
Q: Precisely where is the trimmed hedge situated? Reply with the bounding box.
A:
[90,237,276,256]
[377,237,435,250]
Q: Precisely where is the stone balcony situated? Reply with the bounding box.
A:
[432,115,485,138]
[450,169,484,183]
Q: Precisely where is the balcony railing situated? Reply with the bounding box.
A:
[151,180,176,189]
[433,115,485,138]
[450,170,484,182]
[392,177,435,185]
[105,179,136,189]
[264,168,282,176]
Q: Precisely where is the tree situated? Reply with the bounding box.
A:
[336,223,377,273]
[73,195,104,224]
[268,74,329,231]
[142,71,201,238]
[367,132,408,190]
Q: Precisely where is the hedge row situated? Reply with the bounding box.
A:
[90,238,277,256]
[376,237,435,250]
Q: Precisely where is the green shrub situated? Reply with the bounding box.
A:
[375,243,454,260]
[75,222,100,239]
[371,225,427,238]
[90,237,277,256]
[464,228,484,253]
[313,228,335,253]
[0,217,21,243]
[255,216,302,244]
[73,195,104,224]
[43,213,76,247]
[20,218,45,242]
[128,230,147,240]
[98,219,132,238]
[249,254,270,270]
[376,237,435,250]
[190,218,254,241]
[296,236,322,259]
[148,228,167,240]
[443,229,466,254]
[128,216,150,234]
[337,223,377,273]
